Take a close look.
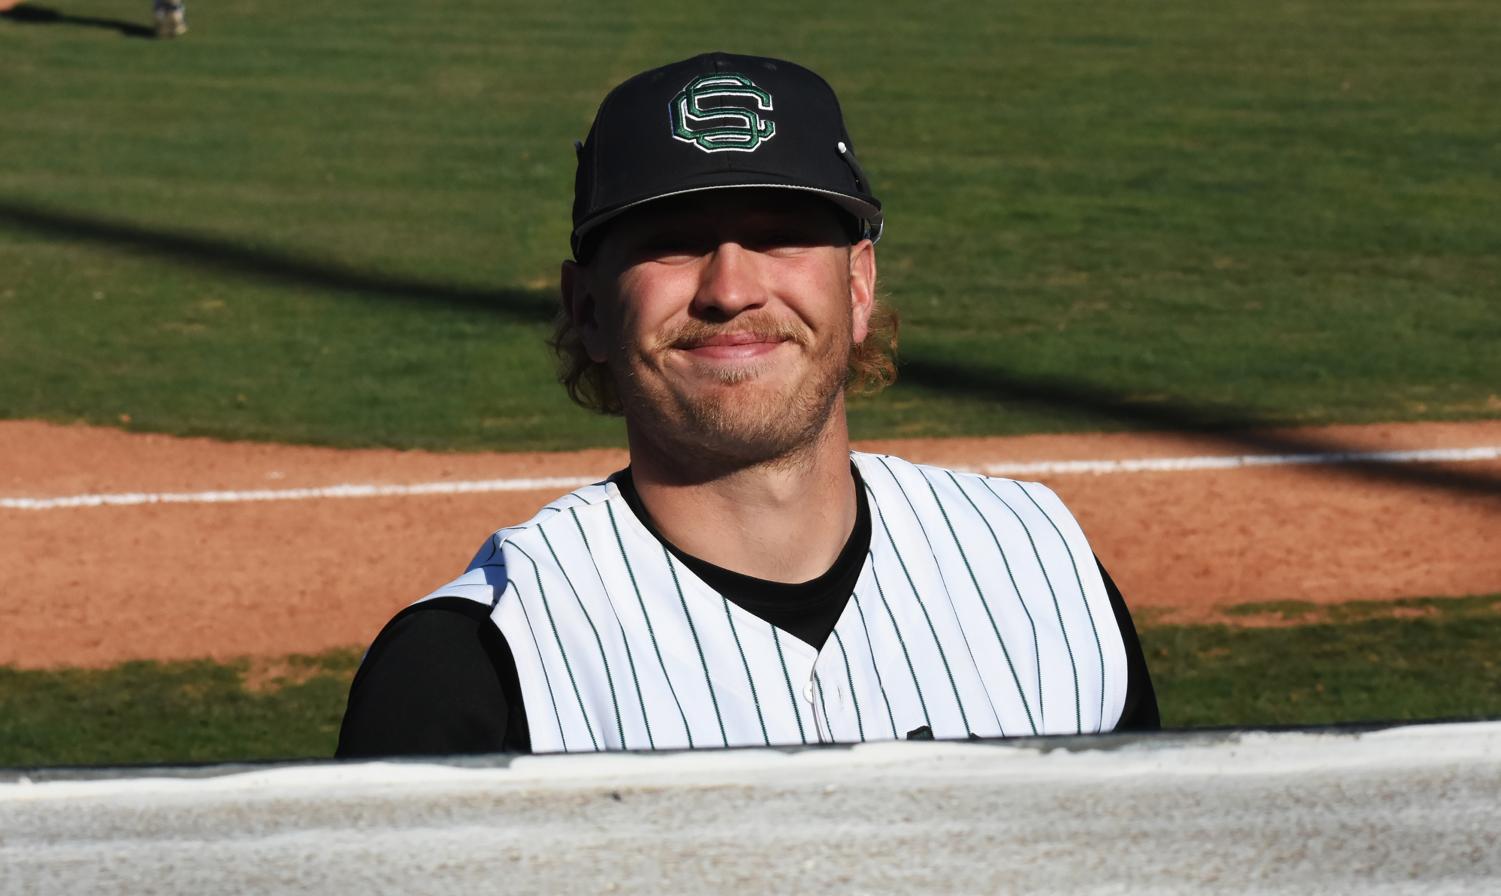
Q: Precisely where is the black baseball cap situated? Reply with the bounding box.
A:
[570,52,883,260]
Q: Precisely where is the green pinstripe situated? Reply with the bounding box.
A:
[771,627,809,745]
[510,543,599,750]
[942,469,1042,735]
[537,525,624,747]
[722,597,771,745]
[1014,481,1108,731]
[897,464,1028,735]
[849,591,899,738]
[501,576,569,751]
[979,477,1082,733]
[869,558,932,730]
[538,526,625,749]
[605,502,693,748]
[948,470,1046,729]
[813,674,836,742]
[868,472,972,734]
[661,545,730,747]
[569,508,655,749]
[830,630,867,742]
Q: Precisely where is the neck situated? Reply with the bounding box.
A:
[624,406,858,584]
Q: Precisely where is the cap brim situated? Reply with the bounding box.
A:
[572,182,883,258]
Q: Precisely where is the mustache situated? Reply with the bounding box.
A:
[658,315,812,351]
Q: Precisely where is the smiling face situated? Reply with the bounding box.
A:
[565,189,877,471]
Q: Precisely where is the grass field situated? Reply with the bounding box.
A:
[3,595,1497,767]
[3,1,1498,451]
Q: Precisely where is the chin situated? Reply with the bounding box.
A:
[678,379,841,465]
[621,346,849,467]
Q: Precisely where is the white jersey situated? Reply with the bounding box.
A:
[422,452,1128,753]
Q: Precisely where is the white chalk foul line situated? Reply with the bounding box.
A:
[973,445,1501,477]
[2,446,1497,511]
[0,475,600,511]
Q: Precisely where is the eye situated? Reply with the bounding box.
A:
[740,216,842,254]
[747,229,822,256]
[755,231,803,247]
[634,230,708,263]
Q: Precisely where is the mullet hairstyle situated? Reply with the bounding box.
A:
[549,298,900,416]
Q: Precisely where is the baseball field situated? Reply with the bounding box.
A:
[2,0,1498,765]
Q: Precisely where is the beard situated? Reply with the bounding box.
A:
[613,311,853,476]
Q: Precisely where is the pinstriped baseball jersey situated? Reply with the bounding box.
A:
[420,451,1128,752]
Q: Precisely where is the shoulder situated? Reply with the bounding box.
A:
[344,596,505,708]
[364,595,498,658]
[338,596,519,758]
[851,450,1074,517]
[852,450,1096,557]
[420,477,625,610]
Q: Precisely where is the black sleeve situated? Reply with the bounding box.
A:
[336,596,531,758]
[1097,557,1161,731]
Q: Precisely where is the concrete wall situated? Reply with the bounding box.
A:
[4,723,1499,894]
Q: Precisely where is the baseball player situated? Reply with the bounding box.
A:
[153,0,186,37]
[338,52,1157,756]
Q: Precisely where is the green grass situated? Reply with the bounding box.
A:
[0,651,362,766]
[2,1,1498,450]
[1143,594,1501,728]
[2,595,1497,767]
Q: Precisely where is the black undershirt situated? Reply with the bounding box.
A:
[615,467,871,651]
[337,470,1159,758]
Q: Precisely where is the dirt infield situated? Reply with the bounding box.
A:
[2,419,1498,669]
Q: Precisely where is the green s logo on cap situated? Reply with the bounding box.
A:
[670,74,776,153]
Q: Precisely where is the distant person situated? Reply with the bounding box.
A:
[153,0,185,37]
[338,52,1158,757]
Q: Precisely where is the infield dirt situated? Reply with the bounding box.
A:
[2,420,1498,668]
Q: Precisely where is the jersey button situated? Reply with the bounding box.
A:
[802,681,815,703]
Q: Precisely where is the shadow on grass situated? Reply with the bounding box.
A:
[1,4,155,38]
[0,198,556,322]
[899,358,1501,498]
[2,196,1497,500]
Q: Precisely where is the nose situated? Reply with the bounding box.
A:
[691,241,764,319]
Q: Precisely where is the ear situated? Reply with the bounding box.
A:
[847,239,877,344]
[561,259,609,363]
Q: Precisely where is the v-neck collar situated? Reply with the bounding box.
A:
[608,462,871,651]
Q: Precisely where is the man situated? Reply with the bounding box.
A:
[338,52,1157,756]
[153,0,186,37]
